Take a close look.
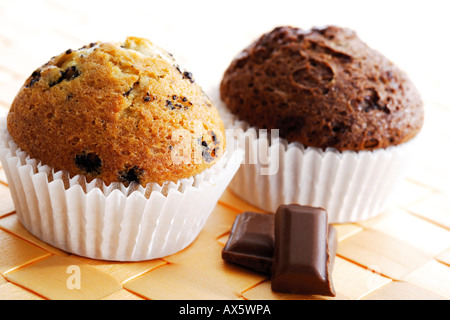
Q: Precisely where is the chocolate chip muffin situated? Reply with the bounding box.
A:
[220,26,424,151]
[8,37,225,186]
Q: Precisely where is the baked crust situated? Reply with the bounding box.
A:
[8,37,225,186]
[220,26,424,151]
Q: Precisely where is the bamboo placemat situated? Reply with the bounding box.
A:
[0,0,449,300]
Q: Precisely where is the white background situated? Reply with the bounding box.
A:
[1,0,449,102]
[1,0,449,190]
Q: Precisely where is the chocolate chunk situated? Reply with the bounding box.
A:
[25,70,41,88]
[144,93,156,102]
[75,151,102,175]
[222,212,275,274]
[165,100,175,110]
[202,149,215,163]
[222,210,337,279]
[59,66,80,81]
[198,138,215,163]
[50,66,80,87]
[123,88,132,97]
[182,71,194,83]
[119,166,144,185]
[123,81,140,97]
[165,98,187,111]
[210,131,219,145]
[271,204,336,296]
[174,66,195,83]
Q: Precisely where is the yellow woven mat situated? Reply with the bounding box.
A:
[0,181,449,300]
[0,1,449,301]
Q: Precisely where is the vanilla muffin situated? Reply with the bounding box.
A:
[0,37,243,261]
[8,36,225,186]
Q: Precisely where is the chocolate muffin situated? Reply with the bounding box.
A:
[8,37,225,186]
[220,26,424,151]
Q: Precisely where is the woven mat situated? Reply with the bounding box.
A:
[0,0,449,300]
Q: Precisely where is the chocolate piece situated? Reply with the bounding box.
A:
[50,66,80,87]
[222,210,337,278]
[74,151,102,175]
[198,138,216,163]
[271,204,336,296]
[182,71,194,83]
[222,211,274,274]
[119,166,144,185]
[25,70,41,88]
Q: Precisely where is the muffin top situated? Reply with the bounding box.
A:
[220,26,424,151]
[7,37,225,186]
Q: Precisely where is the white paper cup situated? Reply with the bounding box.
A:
[218,104,417,223]
[0,116,243,261]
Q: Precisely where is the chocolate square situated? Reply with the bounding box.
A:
[271,204,336,296]
[222,211,274,274]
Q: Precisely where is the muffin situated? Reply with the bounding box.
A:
[219,26,423,223]
[8,36,225,186]
[0,37,243,261]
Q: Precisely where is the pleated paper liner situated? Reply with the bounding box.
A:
[0,116,244,261]
[218,104,417,223]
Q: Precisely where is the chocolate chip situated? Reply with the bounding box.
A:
[166,98,187,110]
[210,131,219,144]
[75,152,102,175]
[50,66,80,87]
[119,166,144,185]
[65,49,73,55]
[182,71,194,83]
[198,138,216,163]
[60,66,80,81]
[25,70,41,88]
[202,149,215,163]
[123,81,140,97]
[143,92,156,102]
[166,100,175,110]
[123,88,132,97]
